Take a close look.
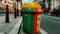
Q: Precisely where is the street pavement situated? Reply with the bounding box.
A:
[41,14,60,34]
[19,27,48,34]
[0,14,20,34]
[1,14,60,34]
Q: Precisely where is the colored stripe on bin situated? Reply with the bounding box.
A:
[34,8,38,34]
[34,14,37,34]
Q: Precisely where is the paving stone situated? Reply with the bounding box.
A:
[0,15,19,34]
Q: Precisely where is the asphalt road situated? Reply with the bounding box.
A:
[41,15,60,34]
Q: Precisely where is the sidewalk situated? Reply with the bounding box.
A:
[0,14,48,34]
[19,24,48,34]
[0,15,21,34]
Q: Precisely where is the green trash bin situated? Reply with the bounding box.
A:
[21,8,35,34]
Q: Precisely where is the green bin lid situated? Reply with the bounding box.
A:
[22,8,35,12]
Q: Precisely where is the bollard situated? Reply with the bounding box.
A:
[5,5,9,23]
[16,2,19,16]
[14,8,17,19]
[16,8,19,16]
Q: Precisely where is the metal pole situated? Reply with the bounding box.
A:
[14,7,17,19]
[17,2,19,16]
[12,0,17,19]
[20,0,22,16]
[48,0,51,10]
[43,0,46,14]
[5,4,9,23]
[21,0,22,7]
[47,0,51,14]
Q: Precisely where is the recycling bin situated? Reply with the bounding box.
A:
[21,2,43,34]
[21,8,34,34]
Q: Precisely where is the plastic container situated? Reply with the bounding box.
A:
[21,2,42,34]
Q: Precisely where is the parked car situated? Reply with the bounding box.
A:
[50,6,60,16]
